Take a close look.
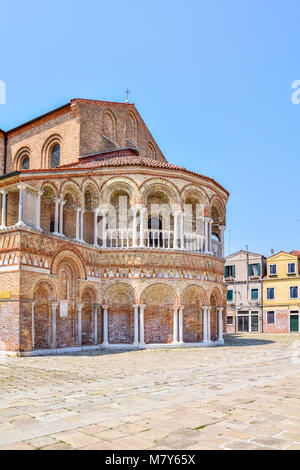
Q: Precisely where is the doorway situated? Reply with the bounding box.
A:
[238,315,249,332]
[290,314,299,332]
[251,314,259,332]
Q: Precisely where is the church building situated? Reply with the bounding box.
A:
[0,98,229,355]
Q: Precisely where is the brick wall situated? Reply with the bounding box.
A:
[183,306,203,342]
[263,310,289,333]
[108,306,134,344]
[144,305,173,344]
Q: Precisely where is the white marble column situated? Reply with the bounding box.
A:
[101,209,107,248]
[77,303,83,347]
[75,207,81,241]
[53,197,60,235]
[139,304,146,346]
[202,306,208,343]
[16,184,25,227]
[31,302,35,350]
[173,306,179,343]
[173,211,179,249]
[204,217,212,254]
[35,190,43,231]
[180,212,185,250]
[132,207,138,248]
[50,303,58,349]
[218,307,224,343]
[94,304,98,345]
[59,199,65,236]
[133,304,139,346]
[178,305,184,343]
[102,304,109,346]
[209,218,213,253]
[139,208,146,248]
[80,208,85,241]
[93,209,99,246]
[219,226,225,258]
[0,190,7,229]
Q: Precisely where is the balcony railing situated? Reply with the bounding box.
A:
[105,228,220,254]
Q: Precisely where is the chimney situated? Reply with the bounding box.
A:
[271,249,274,256]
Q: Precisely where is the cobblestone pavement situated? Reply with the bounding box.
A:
[0,333,299,450]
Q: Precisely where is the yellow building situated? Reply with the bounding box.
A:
[263,251,300,332]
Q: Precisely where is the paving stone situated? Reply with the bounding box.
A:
[0,333,299,451]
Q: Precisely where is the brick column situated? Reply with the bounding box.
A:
[50,303,58,349]
[207,306,211,342]
[80,208,85,241]
[31,302,35,350]
[76,303,84,347]
[75,207,81,241]
[93,304,99,345]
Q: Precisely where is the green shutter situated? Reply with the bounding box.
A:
[257,264,261,276]
[248,265,252,276]
[224,266,227,277]
[232,265,235,277]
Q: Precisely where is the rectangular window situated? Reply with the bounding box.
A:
[267,311,275,324]
[288,263,296,275]
[267,287,275,300]
[251,289,258,300]
[224,265,235,278]
[248,264,261,277]
[290,286,298,299]
[226,316,234,325]
[227,290,233,301]
[269,264,277,276]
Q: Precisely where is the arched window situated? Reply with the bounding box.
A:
[51,144,61,168]
[21,156,30,170]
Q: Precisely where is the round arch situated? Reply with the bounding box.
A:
[140,283,177,345]
[41,134,63,169]
[14,146,31,171]
[181,284,207,343]
[104,283,137,345]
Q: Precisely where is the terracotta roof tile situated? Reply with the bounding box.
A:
[56,150,229,196]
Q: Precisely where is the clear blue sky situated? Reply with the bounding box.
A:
[0,0,299,257]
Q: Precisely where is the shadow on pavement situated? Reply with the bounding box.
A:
[223,333,275,347]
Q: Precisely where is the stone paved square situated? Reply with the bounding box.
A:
[0,333,299,450]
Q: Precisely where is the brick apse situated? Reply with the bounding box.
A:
[0,99,229,355]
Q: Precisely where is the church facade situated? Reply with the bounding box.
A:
[0,98,229,355]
